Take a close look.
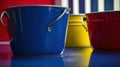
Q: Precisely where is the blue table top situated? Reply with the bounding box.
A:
[0,44,120,67]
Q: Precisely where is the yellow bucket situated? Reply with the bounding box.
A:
[66,15,90,47]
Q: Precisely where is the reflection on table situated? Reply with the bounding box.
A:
[0,44,13,67]
[89,50,120,67]
[0,46,93,67]
[1,45,120,67]
[11,55,64,67]
[63,47,93,67]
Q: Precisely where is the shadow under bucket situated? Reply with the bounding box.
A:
[0,5,69,55]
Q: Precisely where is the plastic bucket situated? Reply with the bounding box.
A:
[0,5,69,55]
[0,0,55,42]
[66,15,90,47]
[86,11,120,51]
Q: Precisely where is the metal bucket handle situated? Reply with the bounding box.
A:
[0,9,69,32]
[81,17,88,32]
[47,8,69,32]
[0,11,10,29]
[0,11,13,42]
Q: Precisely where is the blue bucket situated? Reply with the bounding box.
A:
[0,5,69,55]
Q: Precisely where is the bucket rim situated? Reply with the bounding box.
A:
[85,10,120,14]
[6,5,69,9]
[70,14,85,16]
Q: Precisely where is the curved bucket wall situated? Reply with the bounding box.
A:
[66,15,90,47]
[86,11,120,51]
[0,5,69,55]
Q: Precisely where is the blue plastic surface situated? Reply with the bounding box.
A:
[6,6,69,55]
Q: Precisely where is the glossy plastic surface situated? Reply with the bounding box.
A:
[4,6,69,55]
[66,15,90,47]
[86,11,120,51]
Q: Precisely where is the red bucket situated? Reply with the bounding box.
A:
[86,11,120,51]
[0,0,54,41]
